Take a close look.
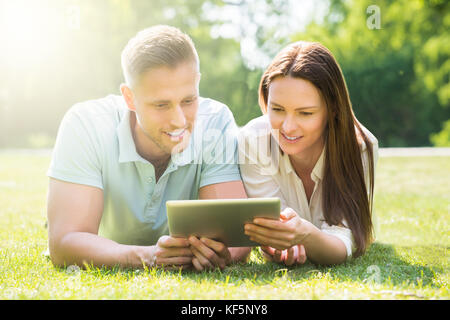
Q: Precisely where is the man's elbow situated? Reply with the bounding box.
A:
[48,232,75,267]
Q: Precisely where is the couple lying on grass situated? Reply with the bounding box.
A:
[46,25,378,272]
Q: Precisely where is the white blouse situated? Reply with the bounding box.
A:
[238,115,379,259]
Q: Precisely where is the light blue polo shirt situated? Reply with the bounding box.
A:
[47,94,242,245]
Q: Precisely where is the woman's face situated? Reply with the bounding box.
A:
[267,76,328,156]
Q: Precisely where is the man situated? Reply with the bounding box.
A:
[46,25,250,271]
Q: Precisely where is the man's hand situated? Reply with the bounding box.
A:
[260,244,307,266]
[188,236,231,271]
[152,235,194,270]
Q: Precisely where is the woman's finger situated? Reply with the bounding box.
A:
[297,244,307,264]
[260,246,274,262]
[273,249,283,263]
[251,218,292,231]
[284,247,296,266]
[245,224,294,243]
[249,233,291,250]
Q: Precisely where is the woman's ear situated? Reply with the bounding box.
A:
[120,83,136,112]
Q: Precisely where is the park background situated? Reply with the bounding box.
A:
[0,0,449,148]
[0,0,449,300]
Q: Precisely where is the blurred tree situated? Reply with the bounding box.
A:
[0,0,268,146]
[1,0,448,147]
[289,0,450,146]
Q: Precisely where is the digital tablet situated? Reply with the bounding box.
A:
[166,198,280,247]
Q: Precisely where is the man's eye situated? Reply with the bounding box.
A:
[182,97,197,105]
[155,104,168,108]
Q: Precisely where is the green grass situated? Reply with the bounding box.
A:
[0,152,448,299]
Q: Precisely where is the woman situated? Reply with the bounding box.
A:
[239,41,378,266]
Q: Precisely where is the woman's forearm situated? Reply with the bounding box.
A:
[302,226,348,265]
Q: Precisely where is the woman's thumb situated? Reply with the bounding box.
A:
[280,207,297,220]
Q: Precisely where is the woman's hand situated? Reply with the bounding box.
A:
[260,245,307,266]
[244,207,314,250]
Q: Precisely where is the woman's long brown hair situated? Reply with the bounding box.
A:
[259,41,375,257]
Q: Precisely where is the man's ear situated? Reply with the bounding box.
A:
[120,83,136,112]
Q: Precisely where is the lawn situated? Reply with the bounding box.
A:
[0,151,448,300]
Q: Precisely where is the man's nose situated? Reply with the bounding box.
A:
[170,104,187,128]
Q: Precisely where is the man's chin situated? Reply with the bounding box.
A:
[168,131,191,155]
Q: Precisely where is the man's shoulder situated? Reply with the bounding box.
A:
[197,97,234,120]
[240,114,271,138]
[195,97,237,133]
[67,94,126,121]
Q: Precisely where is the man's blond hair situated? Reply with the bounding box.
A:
[121,25,199,88]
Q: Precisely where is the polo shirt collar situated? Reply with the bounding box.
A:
[117,107,196,167]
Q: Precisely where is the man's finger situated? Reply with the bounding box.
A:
[156,256,193,266]
[190,246,216,270]
[192,257,203,272]
[158,235,190,248]
[156,247,194,259]
[189,236,223,267]
[200,237,231,262]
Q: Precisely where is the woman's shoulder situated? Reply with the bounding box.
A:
[238,115,274,159]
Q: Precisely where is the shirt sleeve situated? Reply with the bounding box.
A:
[320,221,355,259]
[362,131,379,240]
[199,106,242,188]
[46,106,103,189]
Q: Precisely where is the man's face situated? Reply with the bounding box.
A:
[123,61,200,158]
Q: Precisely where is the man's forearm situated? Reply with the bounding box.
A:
[229,247,251,263]
[50,231,153,269]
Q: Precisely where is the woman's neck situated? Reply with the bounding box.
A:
[289,137,325,175]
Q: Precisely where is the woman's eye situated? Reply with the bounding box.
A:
[300,112,313,116]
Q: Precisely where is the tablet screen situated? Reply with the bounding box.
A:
[166,198,280,247]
